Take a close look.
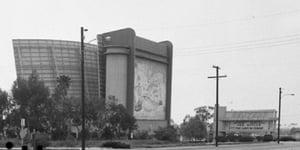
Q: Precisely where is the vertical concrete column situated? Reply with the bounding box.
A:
[105,46,129,106]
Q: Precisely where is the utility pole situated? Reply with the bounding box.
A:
[81,27,88,150]
[277,88,295,144]
[277,87,282,144]
[208,65,227,147]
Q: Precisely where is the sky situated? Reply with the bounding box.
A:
[1,0,300,127]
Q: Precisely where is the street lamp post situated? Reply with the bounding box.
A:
[81,27,88,150]
[277,87,295,144]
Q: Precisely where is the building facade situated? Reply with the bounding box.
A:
[98,28,173,131]
[13,39,101,100]
[13,28,173,132]
[215,106,277,136]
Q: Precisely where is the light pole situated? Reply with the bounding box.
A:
[277,87,295,144]
[81,27,88,150]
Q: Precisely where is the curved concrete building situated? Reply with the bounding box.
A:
[13,39,101,100]
[99,28,173,131]
[12,28,173,132]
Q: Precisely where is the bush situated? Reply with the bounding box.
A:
[134,130,151,140]
[102,141,130,149]
[33,132,50,148]
[263,134,273,142]
[101,126,114,140]
[256,136,263,142]
[239,136,254,142]
[217,136,227,142]
[154,126,178,142]
[226,134,241,142]
[280,136,296,141]
[64,134,77,147]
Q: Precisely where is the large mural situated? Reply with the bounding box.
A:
[134,58,167,120]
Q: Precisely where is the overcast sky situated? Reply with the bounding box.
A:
[1,0,300,126]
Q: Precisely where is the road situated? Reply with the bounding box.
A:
[130,142,300,150]
[1,142,300,150]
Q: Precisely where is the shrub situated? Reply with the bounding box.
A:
[256,136,263,142]
[101,126,115,140]
[263,134,273,142]
[154,126,178,142]
[33,132,50,148]
[102,141,130,149]
[239,136,254,142]
[226,134,241,142]
[64,134,77,147]
[217,136,227,142]
[280,136,296,141]
[134,130,151,140]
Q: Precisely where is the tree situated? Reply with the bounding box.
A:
[194,106,214,122]
[0,89,9,133]
[52,75,71,105]
[102,102,137,139]
[180,106,214,141]
[183,114,191,123]
[50,75,75,140]
[180,116,207,140]
[50,75,105,140]
[11,71,51,132]
[0,89,9,117]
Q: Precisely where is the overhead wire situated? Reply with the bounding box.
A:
[174,34,300,56]
[134,8,300,56]
[137,8,300,32]
[176,40,300,56]
[177,33,300,52]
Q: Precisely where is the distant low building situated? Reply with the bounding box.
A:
[214,106,277,137]
[290,128,300,140]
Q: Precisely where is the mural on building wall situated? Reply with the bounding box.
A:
[134,58,167,120]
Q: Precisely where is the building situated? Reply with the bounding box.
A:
[215,106,277,136]
[99,28,173,131]
[13,28,173,131]
[290,128,300,140]
[13,39,101,100]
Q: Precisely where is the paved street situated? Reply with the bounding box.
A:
[131,142,300,150]
[1,142,300,150]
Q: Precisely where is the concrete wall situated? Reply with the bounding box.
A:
[105,47,128,106]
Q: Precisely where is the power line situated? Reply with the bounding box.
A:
[137,8,300,32]
[176,40,300,56]
[177,34,300,52]
[174,36,300,56]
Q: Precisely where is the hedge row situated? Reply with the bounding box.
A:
[217,134,274,142]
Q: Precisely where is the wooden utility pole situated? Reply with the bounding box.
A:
[208,65,227,147]
[277,87,282,144]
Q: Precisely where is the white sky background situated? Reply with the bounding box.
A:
[1,0,300,127]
